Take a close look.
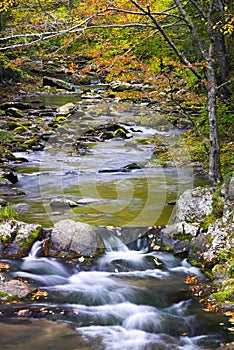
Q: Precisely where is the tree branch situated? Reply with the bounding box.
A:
[173,0,208,60]
[130,0,203,80]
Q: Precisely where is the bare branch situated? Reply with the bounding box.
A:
[173,0,208,60]
[102,6,184,21]
[190,0,208,20]
[129,0,203,80]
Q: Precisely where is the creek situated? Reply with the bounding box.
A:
[0,94,232,349]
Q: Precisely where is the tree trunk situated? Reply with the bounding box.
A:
[207,0,222,185]
[207,72,222,185]
[215,29,227,84]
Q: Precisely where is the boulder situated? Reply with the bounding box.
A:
[0,168,18,184]
[0,220,43,258]
[202,220,234,263]
[51,219,99,256]
[50,198,78,209]
[5,107,25,118]
[175,187,213,222]
[0,279,34,299]
[43,76,75,91]
[57,103,76,115]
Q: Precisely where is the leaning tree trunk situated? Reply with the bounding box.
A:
[207,1,222,185]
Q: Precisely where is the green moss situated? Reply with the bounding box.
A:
[23,138,37,146]
[0,129,16,146]
[0,291,8,298]
[202,213,218,231]
[202,186,225,231]
[55,116,67,122]
[18,226,42,248]
[215,248,234,279]
[113,128,127,138]
[173,232,191,241]
[14,126,29,133]
[0,206,18,221]
[212,264,229,277]
[7,294,19,301]
[211,288,234,303]
[21,121,32,127]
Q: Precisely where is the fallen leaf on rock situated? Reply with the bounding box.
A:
[0,262,10,270]
[17,309,30,316]
[32,290,48,300]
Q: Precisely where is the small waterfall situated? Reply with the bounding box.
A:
[98,234,158,272]
[102,235,130,252]
[27,240,43,259]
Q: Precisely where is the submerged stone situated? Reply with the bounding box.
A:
[50,198,78,208]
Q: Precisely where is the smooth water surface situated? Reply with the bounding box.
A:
[3,99,208,227]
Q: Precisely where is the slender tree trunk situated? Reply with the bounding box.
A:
[207,0,222,185]
[215,29,227,83]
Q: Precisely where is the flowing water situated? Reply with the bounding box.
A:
[0,96,232,349]
[1,98,207,228]
[0,239,232,349]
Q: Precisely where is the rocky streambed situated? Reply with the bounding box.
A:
[0,89,233,349]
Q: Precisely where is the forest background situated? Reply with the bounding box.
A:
[0,0,233,182]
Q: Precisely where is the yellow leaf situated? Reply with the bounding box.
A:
[17,309,30,316]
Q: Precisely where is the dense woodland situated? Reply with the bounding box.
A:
[0,0,234,182]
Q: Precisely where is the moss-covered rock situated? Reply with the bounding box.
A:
[0,219,43,258]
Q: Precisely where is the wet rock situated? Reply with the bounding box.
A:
[80,123,130,142]
[175,187,213,222]
[0,220,43,258]
[13,203,30,213]
[0,279,33,299]
[173,240,190,258]
[5,108,25,118]
[0,178,12,186]
[43,76,75,91]
[0,198,8,207]
[13,157,29,163]
[99,163,142,173]
[50,198,78,208]
[0,101,33,110]
[51,219,99,256]
[0,169,18,184]
[76,197,102,205]
[72,140,90,155]
[110,80,149,92]
[3,188,26,196]
[185,233,209,267]
[40,130,57,142]
[57,102,76,115]
[0,279,34,299]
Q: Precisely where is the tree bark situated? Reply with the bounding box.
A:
[207,0,222,185]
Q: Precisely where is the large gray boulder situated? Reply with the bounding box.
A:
[51,219,99,256]
[175,187,213,222]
